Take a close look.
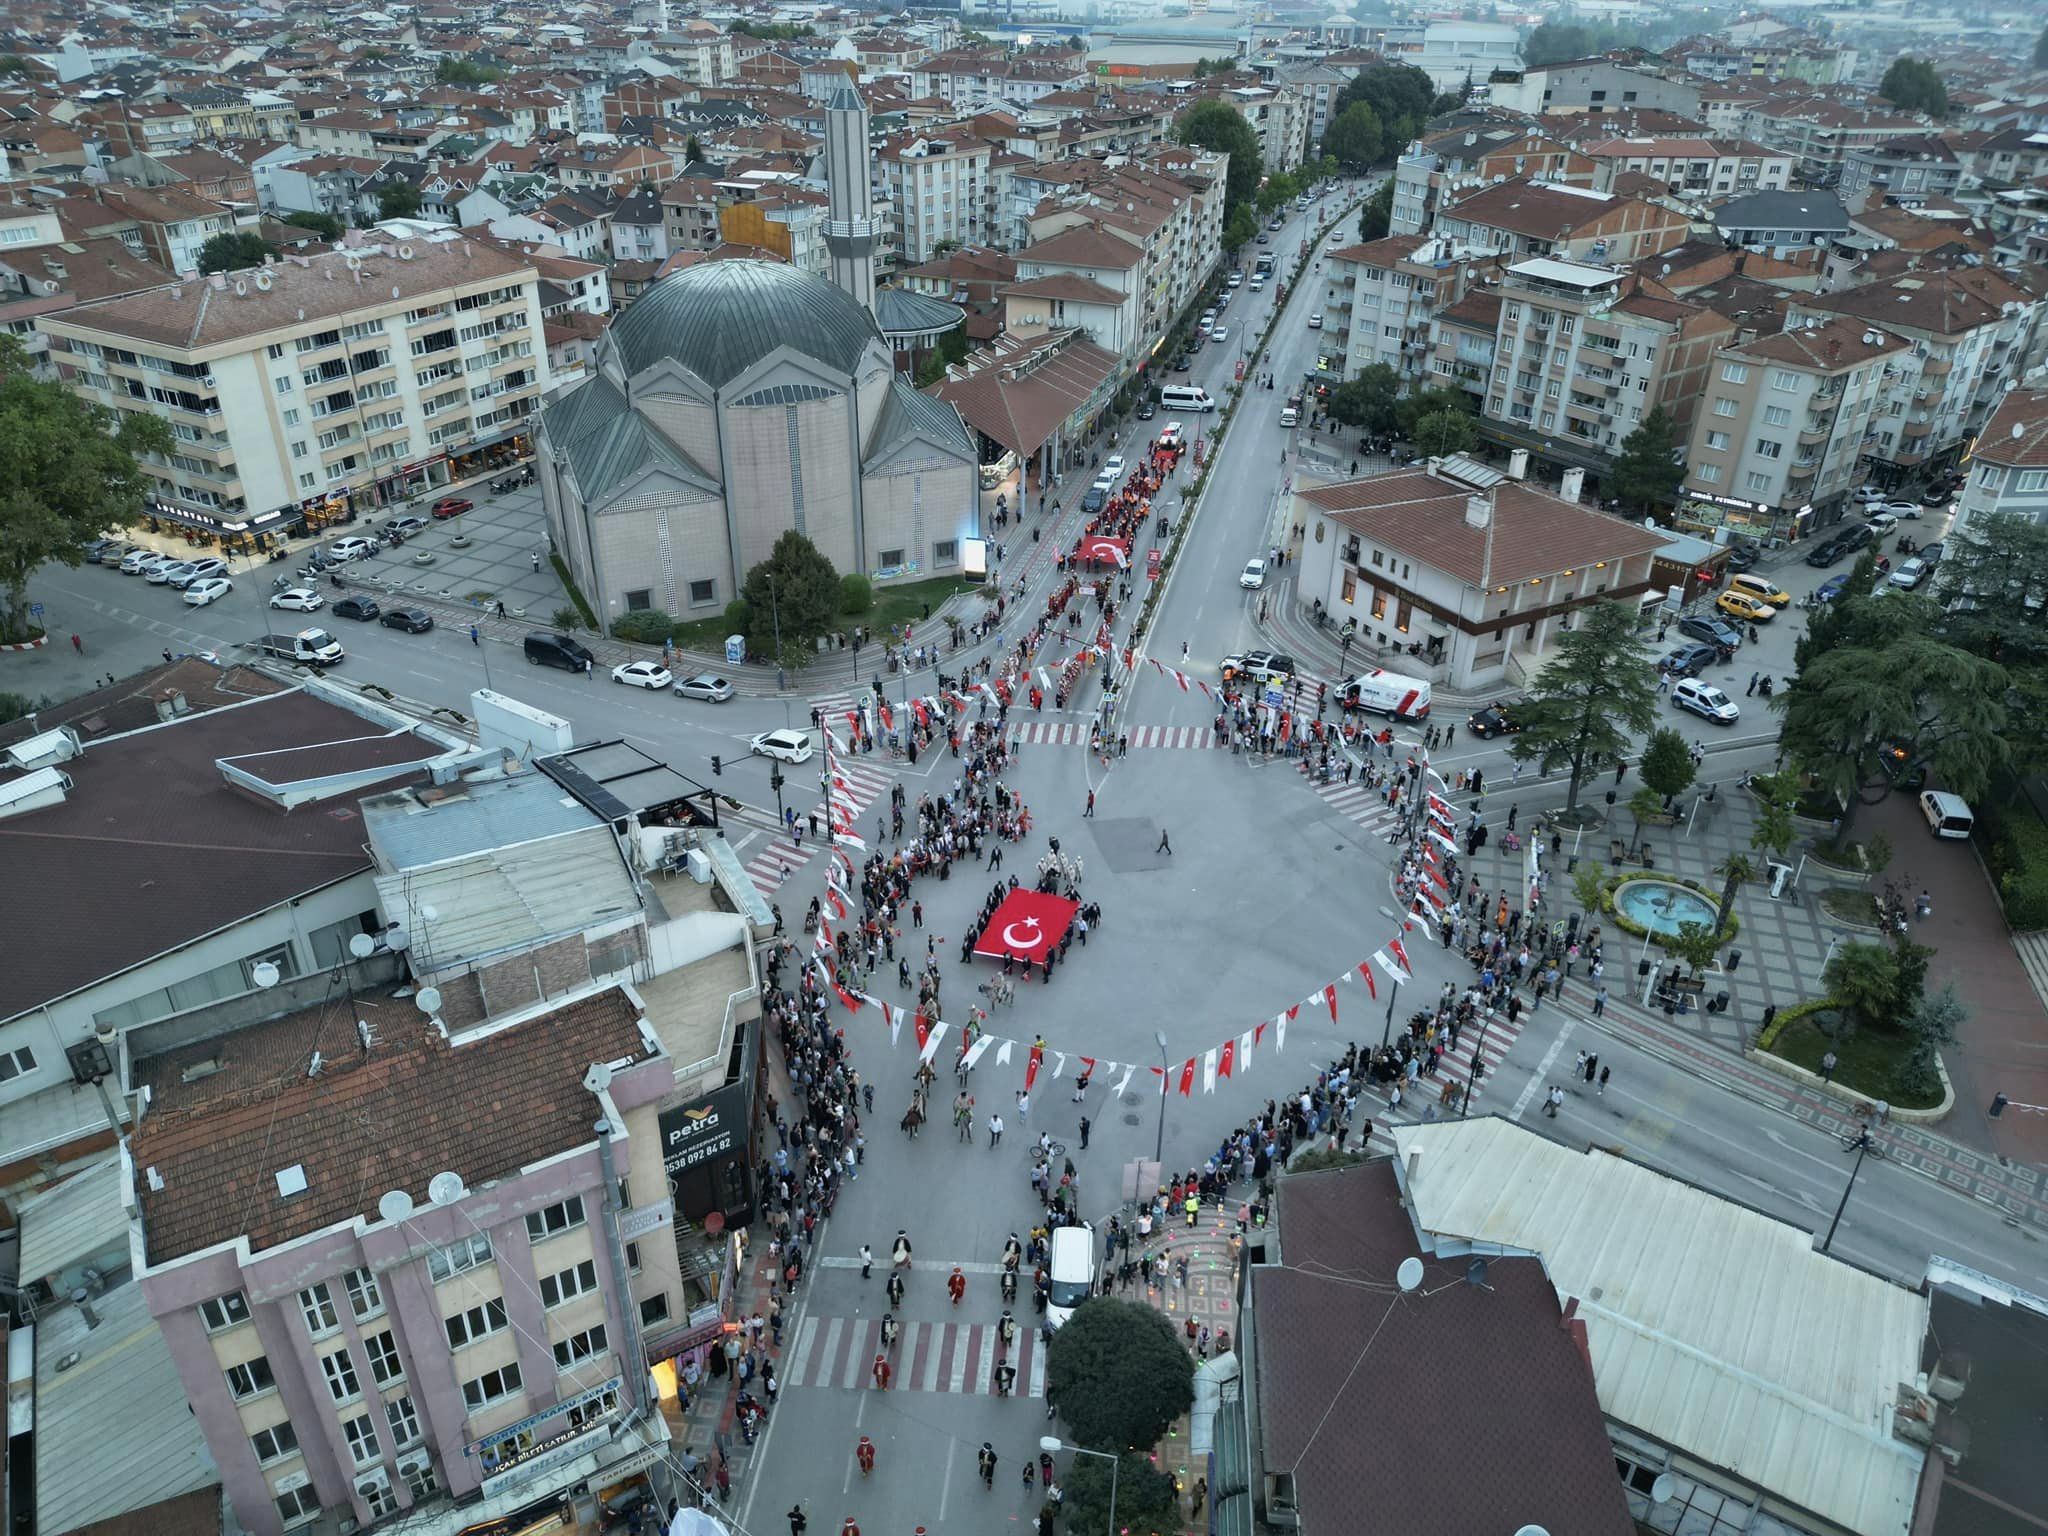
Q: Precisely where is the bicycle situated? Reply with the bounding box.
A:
[1028,1139,1069,1162]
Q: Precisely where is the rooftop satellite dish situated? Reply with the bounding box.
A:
[1396,1256,1425,1292]
[1464,1256,1491,1288]
[416,986,443,1016]
[377,1189,416,1223]
[1649,1474,1677,1504]
[427,1170,467,1206]
[584,1062,614,1093]
[1514,1528,1553,1536]
[251,960,281,989]
[2017,421,2027,439]
[349,932,378,959]
[420,904,438,922]
[385,925,412,951]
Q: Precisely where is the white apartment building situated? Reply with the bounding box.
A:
[42,233,549,522]
[1953,388,2048,536]
[879,130,994,265]
[1220,83,1308,175]
[1682,317,1908,536]
[1320,235,1472,385]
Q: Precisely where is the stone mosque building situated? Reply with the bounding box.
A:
[537,88,979,625]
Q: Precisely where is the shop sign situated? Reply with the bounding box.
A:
[465,1377,623,1463]
[619,1199,674,1241]
[659,1082,748,1175]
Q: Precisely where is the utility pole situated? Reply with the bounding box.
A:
[1152,1029,1169,1164]
[1820,1127,1878,1255]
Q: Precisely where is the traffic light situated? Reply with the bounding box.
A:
[711,755,721,776]
[771,770,785,793]
[1991,1093,2008,1118]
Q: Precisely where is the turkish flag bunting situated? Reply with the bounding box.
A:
[1152,658,1164,673]
[1197,680,1211,697]
[1178,1058,1197,1097]
[1373,948,1410,986]
[1255,1020,1268,1046]
[1219,1038,1236,1079]
[1323,983,1338,1022]
[824,882,848,919]
[1176,670,1189,692]
[913,1011,931,1055]
[845,710,860,737]
[912,698,930,729]
[1389,937,1415,976]
[1080,1056,1097,1076]
[833,980,863,1013]
[1025,1043,1044,1092]
[1355,959,1377,999]
[879,701,893,731]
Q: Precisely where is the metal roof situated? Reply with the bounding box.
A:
[363,769,601,872]
[866,375,976,467]
[609,258,884,387]
[1392,1118,1929,1536]
[875,284,965,341]
[15,1157,124,1286]
[374,829,638,969]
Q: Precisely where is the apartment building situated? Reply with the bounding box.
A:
[1476,256,1733,475]
[1739,98,1926,188]
[43,232,549,525]
[130,984,679,1536]
[879,129,994,265]
[1488,57,1704,120]
[1837,136,1964,213]
[1382,21,1524,93]
[1578,135,1793,197]
[1425,287,1503,405]
[1953,388,2048,537]
[1432,178,1691,266]
[1320,235,1476,385]
[95,184,237,276]
[1390,124,1595,237]
[1217,82,1308,175]
[1788,267,2043,478]
[1682,316,1908,535]
[1009,224,1145,360]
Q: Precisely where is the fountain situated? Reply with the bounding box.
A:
[1613,879,1720,937]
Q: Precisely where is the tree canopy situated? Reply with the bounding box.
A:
[0,334,170,643]
[1608,403,1686,514]
[1175,99,1263,215]
[1357,178,1394,243]
[1931,509,2048,771]
[1411,408,1473,457]
[1322,100,1384,168]
[282,210,345,241]
[1392,384,1473,441]
[1505,600,1661,814]
[1061,1449,1179,1534]
[375,180,423,220]
[1044,1298,1195,1451]
[434,54,503,84]
[1333,63,1438,149]
[1522,20,1643,66]
[1637,726,1696,804]
[197,230,276,273]
[740,530,843,669]
[1879,57,1947,118]
[1255,171,1302,216]
[1223,204,1260,254]
[1326,363,1400,434]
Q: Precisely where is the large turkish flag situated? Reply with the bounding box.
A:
[972,888,1081,961]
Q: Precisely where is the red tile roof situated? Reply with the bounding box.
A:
[1976,389,2048,468]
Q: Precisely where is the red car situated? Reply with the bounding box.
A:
[431,496,473,519]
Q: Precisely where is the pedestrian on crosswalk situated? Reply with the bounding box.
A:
[860,1244,873,1278]
[1584,1052,1600,1085]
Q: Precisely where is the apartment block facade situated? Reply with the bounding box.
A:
[1682,317,1908,534]
[1954,388,2048,538]
[42,233,548,524]
[1320,235,1475,385]
[879,130,994,265]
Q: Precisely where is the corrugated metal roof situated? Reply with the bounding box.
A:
[364,770,601,872]
[35,1282,218,1535]
[1393,1119,1928,1536]
[15,1158,124,1285]
[865,375,975,467]
[567,406,721,504]
[375,827,638,967]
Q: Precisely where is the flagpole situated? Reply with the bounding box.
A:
[1152,1029,1169,1165]
[1379,976,1401,1051]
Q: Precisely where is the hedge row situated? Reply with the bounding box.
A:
[1974,789,2048,931]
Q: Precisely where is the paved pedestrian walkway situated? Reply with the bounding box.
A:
[1123,1210,1240,1535]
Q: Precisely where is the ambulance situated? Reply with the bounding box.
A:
[1341,669,1432,721]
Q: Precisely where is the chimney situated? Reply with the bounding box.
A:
[1465,493,1492,529]
[1560,467,1585,504]
[1426,455,1444,478]
[1507,448,1529,480]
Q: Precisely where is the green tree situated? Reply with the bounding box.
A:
[1061,1449,1180,1535]
[685,134,705,164]
[1326,363,1400,434]
[730,19,812,37]
[1637,726,1696,806]
[1335,63,1437,146]
[1044,1298,1195,1452]
[1392,385,1472,441]
[282,210,345,240]
[1521,20,1644,66]
[838,572,872,615]
[1411,408,1473,457]
[197,230,276,273]
[1712,853,1753,933]
[376,180,423,221]
[0,335,171,643]
[1608,403,1686,514]
[435,54,504,83]
[1879,57,1947,117]
[1932,510,2048,772]
[1322,100,1384,168]
[741,530,842,668]
[1824,939,1901,1033]
[1897,981,1964,1101]
[1357,178,1394,242]
[1667,919,1723,980]
[1223,204,1260,254]
[913,322,969,387]
[1748,770,1800,864]
[1625,784,1664,858]
[1505,599,1662,816]
[0,55,34,75]
[1571,859,1609,918]
[1256,171,1301,216]
[1176,99,1263,215]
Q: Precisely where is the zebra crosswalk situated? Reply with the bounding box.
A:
[739,756,898,897]
[782,1314,1047,1398]
[1007,720,1224,750]
[1307,771,1408,841]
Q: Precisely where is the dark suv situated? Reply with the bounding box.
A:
[524,632,595,672]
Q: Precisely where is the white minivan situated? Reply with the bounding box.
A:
[1045,1223,1097,1330]
[1159,384,1215,414]
[1342,669,1431,721]
[1918,789,1973,839]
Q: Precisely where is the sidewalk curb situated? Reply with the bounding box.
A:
[1744,1040,1955,1125]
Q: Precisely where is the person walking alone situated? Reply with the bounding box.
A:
[1157,828,1173,855]
[1084,790,1095,818]
[988,1112,1004,1147]
[1598,1065,1611,1096]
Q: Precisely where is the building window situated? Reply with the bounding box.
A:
[225,1357,276,1401]
[525,1197,586,1243]
[640,1292,672,1327]
[1763,405,1791,427]
[1713,397,1739,418]
[1370,549,1383,568]
[2016,469,2048,492]
[1370,589,1387,621]
[321,1349,361,1404]
[1720,363,1749,384]
[1745,471,1772,493]
[1696,464,1721,484]
[554,1324,609,1369]
[402,1456,439,1501]
[275,1485,320,1528]
[251,1422,299,1465]
[1341,571,1356,604]
[342,1413,381,1468]
[1754,438,1782,459]
[428,1235,492,1281]
[364,1329,404,1386]
[445,1299,509,1348]
[878,547,905,568]
[201,1292,251,1333]
[1769,368,1797,391]
[386,1395,423,1448]
[1705,431,1729,450]
[623,588,653,612]
[462,1363,524,1412]
[688,579,716,606]
[298,1283,339,1336]
[540,1261,598,1309]
[934,539,958,564]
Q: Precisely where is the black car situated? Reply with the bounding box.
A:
[86,537,125,563]
[1660,642,1721,678]
[1677,613,1743,649]
[332,593,380,620]
[1805,540,1847,567]
[380,607,434,633]
[1837,523,1874,552]
[1080,487,1108,514]
[525,631,595,671]
[1465,703,1522,739]
[1724,541,1760,572]
[1136,400,1157,420]
[1918,540,1944,567]
[1920,487,1951,507]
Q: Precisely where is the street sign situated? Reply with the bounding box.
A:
[1264,686,1285,710]
[1146,548,1162,582]
[28,603,42,618]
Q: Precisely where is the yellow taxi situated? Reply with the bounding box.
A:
[1716,590,1776,624]
[1727,573,1792,608]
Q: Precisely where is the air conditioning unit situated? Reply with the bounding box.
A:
[397,1450,433,1477]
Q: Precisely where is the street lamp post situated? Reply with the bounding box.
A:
[1820,1127,1878,1255]
[765,571,785,692]
[1461,1009,1492,1118]
[1378,976,1401,1051]
[1153,1029,1169,1166]
[1041,1437,1117,1536]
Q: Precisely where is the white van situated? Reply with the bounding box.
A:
[1279,405,1299,427]
[1160,384,1215,414]
[1918,789,1973,840]
[1045,1223,1096,1330]
[1342,669,1432,721]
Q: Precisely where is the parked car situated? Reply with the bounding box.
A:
[1239,558,1267,590]
[270,587,325,611]
[1211,325,1229,344]
[326,535,376,562]
[1723,542,1760,572]
[169,557,227,589]
[1866,510,1900,534]
[524,632,594,671]
[1676,613,1743,649]
[1659,642,1721,678]
[1080,486,1108,514]
[1853,485,1886,507]
[86,537,126,564]
[1672,677,1740,723]
[1890,557,1930,589]
[674,673,735,702]
[183,577,233,606]
[1307,312,1324,328]
[430,496,473,519]
[1727,574,1790,607]
[1716,591,1775,624]
[1882,500,1921,521]
[122,549,170,575]
[1804,539,1849,568]
[1136,399,1157,420]
[386,514,429,537]
[1464,702,1522,739]
[333,594,381,621]
[1045,1222,1097,1331]
[1837,523,1874,552]
[1813,573,1852,603]
[1916,540,1944,567]
[612,660,674,690]
[1102,454,1125,481]
[148,560,196,586]
[1227,270,1244,287]
[751,728,815,764]
[379,607,434,633]
[1920,487,1951,507]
